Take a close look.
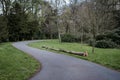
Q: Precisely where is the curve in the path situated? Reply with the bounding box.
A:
[12,41,120,80]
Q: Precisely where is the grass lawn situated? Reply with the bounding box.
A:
[0,43,40,80]
[29,39,120,71]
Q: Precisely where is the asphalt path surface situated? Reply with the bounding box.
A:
[12,41,120,80]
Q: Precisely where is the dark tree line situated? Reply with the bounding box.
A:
[0,1,38,42]
[0,0,60,42]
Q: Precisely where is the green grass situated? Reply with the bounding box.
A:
[0,43,40,80]
[29,39,120,71]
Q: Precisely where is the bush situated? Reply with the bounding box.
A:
[61,34,76,42]
[95,40,118,48]
[88,39,95,46]
[74,37,81,42]
[95,30,120,46]
[95,34,106,41]
[115,27,120,35]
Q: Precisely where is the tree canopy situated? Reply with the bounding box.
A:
[0,0,120,51]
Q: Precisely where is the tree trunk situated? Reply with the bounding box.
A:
[57,17,61,42]
[80,26,83,48]
[92,45,95,54]
[92,37,96,54]
[50,34,53,39]
[58,32,61,42]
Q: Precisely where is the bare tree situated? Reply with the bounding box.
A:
[79,0,116,53]
[53,0,67,42]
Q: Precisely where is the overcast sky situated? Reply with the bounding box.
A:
[48,0,85,4]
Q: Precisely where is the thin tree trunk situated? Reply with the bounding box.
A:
[81,25,83,44]
[58,32,61,42]
[50,33,53,39]
[57,21,61,42]
[92,36,96,54]
[92,45,95,54]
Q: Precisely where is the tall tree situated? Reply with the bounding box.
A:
[81,0,116,53]
[0,16,8,42]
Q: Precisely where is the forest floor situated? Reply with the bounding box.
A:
[0,43,40,80]
[29,39,120,71]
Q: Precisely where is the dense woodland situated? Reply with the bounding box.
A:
[0,0,120,52]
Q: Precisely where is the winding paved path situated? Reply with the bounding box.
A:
[12,41,120,80]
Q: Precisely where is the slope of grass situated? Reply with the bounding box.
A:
[29,39,120,71]
[0,43,40,80]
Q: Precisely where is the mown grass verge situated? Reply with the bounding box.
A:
[29,39,120,71]
[0,43,40,80]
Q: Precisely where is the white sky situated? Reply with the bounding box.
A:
[46,0,84,4]
[65,0,70,4]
